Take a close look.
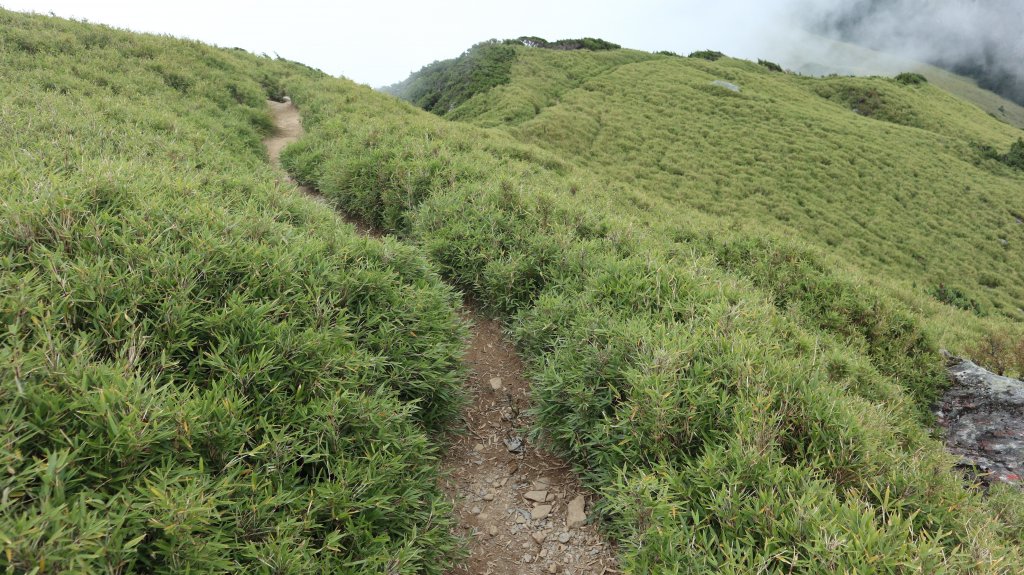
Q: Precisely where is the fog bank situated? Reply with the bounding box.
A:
[792,0,1024,104]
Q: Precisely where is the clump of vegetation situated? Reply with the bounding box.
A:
[0,10,466,573]
[382,40,517,115]
[966,330,1024,376]
[819,83,885,117]
[688,49,726,61]
[896,71,928,85]
[758,58,783,72]
[511,36,621,51]
[971,138,1024,171]
[814,78,928,127]
[930,284,984,315]
[1005,138,1024,170]
[972,141,1005,162]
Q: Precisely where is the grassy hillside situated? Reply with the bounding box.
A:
[0,11,466,573]
[922,67,1024,131]
[413,44,1024,347]
[6,11,1024,573]
[282,54,1024,573]
[763,31,1024,131]
[381,40,519,114]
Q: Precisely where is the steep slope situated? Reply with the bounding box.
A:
[511,56,1024,319]
[382,38,652,126]
[444,45,659,128]
[282,62,1024,572]
[0,10,467,573]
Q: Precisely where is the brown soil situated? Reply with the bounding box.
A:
[265,100,619,574]
[443,311,619,575]
[264,99,303,164]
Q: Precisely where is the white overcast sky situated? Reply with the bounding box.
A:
[0,1,799,87]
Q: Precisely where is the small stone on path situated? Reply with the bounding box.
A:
[566,495,586,528]
[532,505,553,520]
[533,477,553,490]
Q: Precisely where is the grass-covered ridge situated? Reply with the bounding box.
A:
[283,59,1024,571]
[411,47,1024,340]
[382,40,518,115]
[0,10,466,573]
[383,38,651,123]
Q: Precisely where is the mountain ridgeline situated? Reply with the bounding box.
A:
[382,37,620,114]
[5,11,1024,574]
[390,40,1024,331]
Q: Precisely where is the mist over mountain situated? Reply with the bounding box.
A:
[796,0,1024,105]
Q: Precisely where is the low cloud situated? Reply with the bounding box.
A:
[788,0,1024,104]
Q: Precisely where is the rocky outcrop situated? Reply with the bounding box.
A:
[938,356,1024,484]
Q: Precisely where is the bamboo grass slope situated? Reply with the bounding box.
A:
[0,10,468,573]
[437,47,1024,331]
[5,9,1024,573]
[282,49,1024,571]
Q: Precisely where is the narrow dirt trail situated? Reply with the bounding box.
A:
[265,100,619,575]
[264,99,379,237]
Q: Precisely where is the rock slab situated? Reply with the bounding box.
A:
[939,357,1024,484]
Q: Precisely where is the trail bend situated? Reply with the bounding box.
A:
[265,99,619,575]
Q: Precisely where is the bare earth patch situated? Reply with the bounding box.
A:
[266,99,618,574]
[443,311,618,575]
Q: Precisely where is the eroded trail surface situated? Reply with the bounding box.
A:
[264,99,303,164]
[264,99,379,237]
[265,100,618,574]
[443,313,618,575]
